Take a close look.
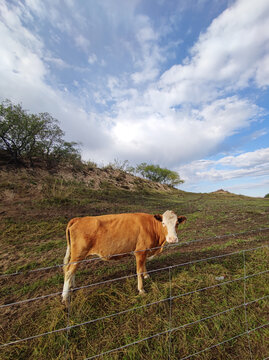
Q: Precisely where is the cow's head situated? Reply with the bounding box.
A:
[154,210,187,243]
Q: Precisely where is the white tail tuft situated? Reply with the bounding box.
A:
[63,244,70,266]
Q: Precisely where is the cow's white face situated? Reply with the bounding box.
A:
[162,210,179,243]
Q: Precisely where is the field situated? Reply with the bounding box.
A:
[0,168,269,359]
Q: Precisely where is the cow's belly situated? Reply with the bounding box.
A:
[88,235,138,259]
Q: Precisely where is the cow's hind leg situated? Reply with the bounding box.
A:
[62,261,79,306]
[135,252,147,295]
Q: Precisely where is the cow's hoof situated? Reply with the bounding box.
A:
[139,289,146,296]
[62,298,69,308]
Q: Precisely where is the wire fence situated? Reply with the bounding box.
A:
[1,226,268,278]
[0,228,269,359]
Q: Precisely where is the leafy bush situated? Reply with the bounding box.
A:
[136,162,184,187]
[265,193,269,198]
[0,99,80,167]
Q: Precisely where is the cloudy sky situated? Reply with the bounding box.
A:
[1,0,269,197]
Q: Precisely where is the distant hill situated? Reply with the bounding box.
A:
[212,189,232,195]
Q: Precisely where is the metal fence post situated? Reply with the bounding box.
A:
[243,249,253,360]
[169,266,172,360]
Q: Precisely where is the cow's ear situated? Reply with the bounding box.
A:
[178,216,187,224]
[154,214,163,222]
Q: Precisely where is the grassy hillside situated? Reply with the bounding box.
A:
[0,167,268,359]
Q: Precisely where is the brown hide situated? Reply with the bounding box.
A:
[68,213,167,260]
[62,212,186,305]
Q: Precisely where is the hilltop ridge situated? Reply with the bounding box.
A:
[0,164,178,221]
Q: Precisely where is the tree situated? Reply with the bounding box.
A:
[36,112,81,166]
[0,100,43,164]
[136,162,184,187]
[0,99,80,167]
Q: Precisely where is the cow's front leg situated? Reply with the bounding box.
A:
[135,252,146,295]
[142,262,150,279]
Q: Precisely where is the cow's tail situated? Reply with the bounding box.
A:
[63,223,72,273]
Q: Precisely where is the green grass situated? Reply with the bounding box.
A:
[0,169,268,359]
[1,248,268,359]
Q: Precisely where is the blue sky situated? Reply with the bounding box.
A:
[0,0,269,197]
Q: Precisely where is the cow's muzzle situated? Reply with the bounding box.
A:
[167,237,178,244]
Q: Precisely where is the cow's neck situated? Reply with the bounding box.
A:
[155,219,168,247]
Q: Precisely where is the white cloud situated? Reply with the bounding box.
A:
[88,53,97,65]
[45,56,69,68]
[157,0,269,105]
[131,67,159,84]
[249,129,268,140]
[178,148,269,183]
[256,53,269,88]
[98,0,269,167]
[130,15,165,84]
[0,1,110,154]
[217,148,269,168]
[0,3,46,86]
[24,0,46,18]
[75,34,90,52]
[227,178,269,193]
[96,96,260,166]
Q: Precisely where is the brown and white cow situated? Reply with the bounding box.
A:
[62,210,186,305]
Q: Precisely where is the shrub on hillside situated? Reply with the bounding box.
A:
[136,162,184,187]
